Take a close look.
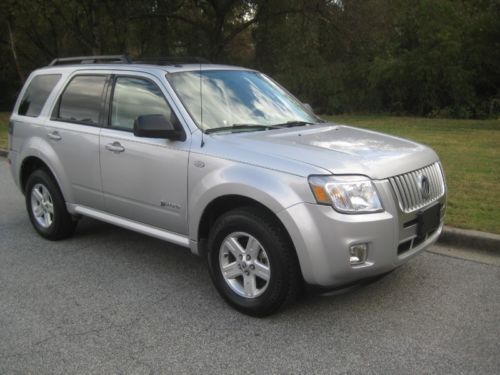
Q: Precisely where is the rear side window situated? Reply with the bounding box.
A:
[18,74,61,117]
[57,75,107,125]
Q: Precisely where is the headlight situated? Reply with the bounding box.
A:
[308,175,383,214]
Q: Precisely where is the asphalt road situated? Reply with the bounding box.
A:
[1,160,499,374]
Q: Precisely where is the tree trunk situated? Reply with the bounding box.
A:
[90,0,101,54]
[7,18,25,83]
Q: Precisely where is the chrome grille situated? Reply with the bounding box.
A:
[389,162,445,213]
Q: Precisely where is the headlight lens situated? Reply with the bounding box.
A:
[308,175,383,213]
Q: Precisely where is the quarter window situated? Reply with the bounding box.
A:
[57,75,107,125]
[111,77,174,130]
[18,74,61,117]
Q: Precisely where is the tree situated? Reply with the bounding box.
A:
[0,0,498,117]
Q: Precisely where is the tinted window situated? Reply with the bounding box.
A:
[18,74,61,117]
[111,77,173,130]
[58,75,107,125]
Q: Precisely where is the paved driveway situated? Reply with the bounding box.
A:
[0,160,499,374]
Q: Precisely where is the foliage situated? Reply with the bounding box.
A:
[0,0,498,117]
[0,112,9,149]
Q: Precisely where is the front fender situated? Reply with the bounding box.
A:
[188,157,314,243]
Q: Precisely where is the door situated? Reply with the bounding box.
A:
[47,74,109,209]
[99,74,190,235]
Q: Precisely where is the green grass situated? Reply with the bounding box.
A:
[1,112,498,233]
[0,112,8,149]
[324,115,500,234]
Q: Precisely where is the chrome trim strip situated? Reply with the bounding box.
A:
[70,204,190,247]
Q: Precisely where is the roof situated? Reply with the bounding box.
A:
[34,63,252,76]
[37,55,250,74]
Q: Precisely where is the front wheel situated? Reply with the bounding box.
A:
[207,207,301,316]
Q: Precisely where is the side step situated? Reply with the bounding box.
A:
[69,204,190,248]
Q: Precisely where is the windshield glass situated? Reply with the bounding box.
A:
[167,70,318,132]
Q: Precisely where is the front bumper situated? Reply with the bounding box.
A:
[277,179,446,287]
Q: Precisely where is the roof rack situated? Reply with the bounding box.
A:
[133,56,211,65]
[49,55,131,66]
[48,55,210,67]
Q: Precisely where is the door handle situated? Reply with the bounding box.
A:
[105,141,125,153]
[47,131,62,141]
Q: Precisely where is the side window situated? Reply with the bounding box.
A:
[18,74,61,117]
[111,77,174,131]
[57,75,107,125]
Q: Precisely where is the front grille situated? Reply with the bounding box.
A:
[389,162,445,213]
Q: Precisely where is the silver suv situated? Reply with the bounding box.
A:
[8,55,446,316]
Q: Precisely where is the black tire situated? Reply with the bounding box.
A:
[25,169,77,240]
[207,207,301,317]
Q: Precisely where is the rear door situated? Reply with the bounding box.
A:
[47,73,109,209]
[99,72,190,235]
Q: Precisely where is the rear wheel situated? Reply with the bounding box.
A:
[25,169,76,240]
[207,207,300,316]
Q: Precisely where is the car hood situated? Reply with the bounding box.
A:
[206,124,439,179]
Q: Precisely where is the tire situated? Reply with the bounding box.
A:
[207,207,301,316]
[25,169,77,240]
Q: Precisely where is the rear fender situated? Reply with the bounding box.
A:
[18,136,74,204]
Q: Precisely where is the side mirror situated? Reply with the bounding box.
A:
[133,114,186,141]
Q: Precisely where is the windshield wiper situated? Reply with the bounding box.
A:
[205,124,272,134]
[272,120,315,128]
[205,121,315,134]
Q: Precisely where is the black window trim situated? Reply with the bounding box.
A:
[51,73,111,128]
[106,74,185,139]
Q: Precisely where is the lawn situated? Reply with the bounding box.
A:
[0,112,8,149]
[324,115,500,234]
[1,112,498,233]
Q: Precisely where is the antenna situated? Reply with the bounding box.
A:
[199,61,205,148]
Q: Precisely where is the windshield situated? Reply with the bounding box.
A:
[167,70,319,132]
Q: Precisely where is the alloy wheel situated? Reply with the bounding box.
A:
[219,232,271,298]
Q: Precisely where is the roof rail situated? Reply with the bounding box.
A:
[133,56,210,65]
[49,55,131,66]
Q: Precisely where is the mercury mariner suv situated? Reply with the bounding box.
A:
[8,55,447,316]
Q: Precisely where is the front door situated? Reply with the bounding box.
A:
[99,74,190,235]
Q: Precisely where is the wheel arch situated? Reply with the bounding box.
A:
[19,153,72,204]
[195,194,299,267]
[197,195,273,245]
[20,156,51,192]
[16,135,75,205]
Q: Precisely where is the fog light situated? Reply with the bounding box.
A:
[349,243,368,265]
